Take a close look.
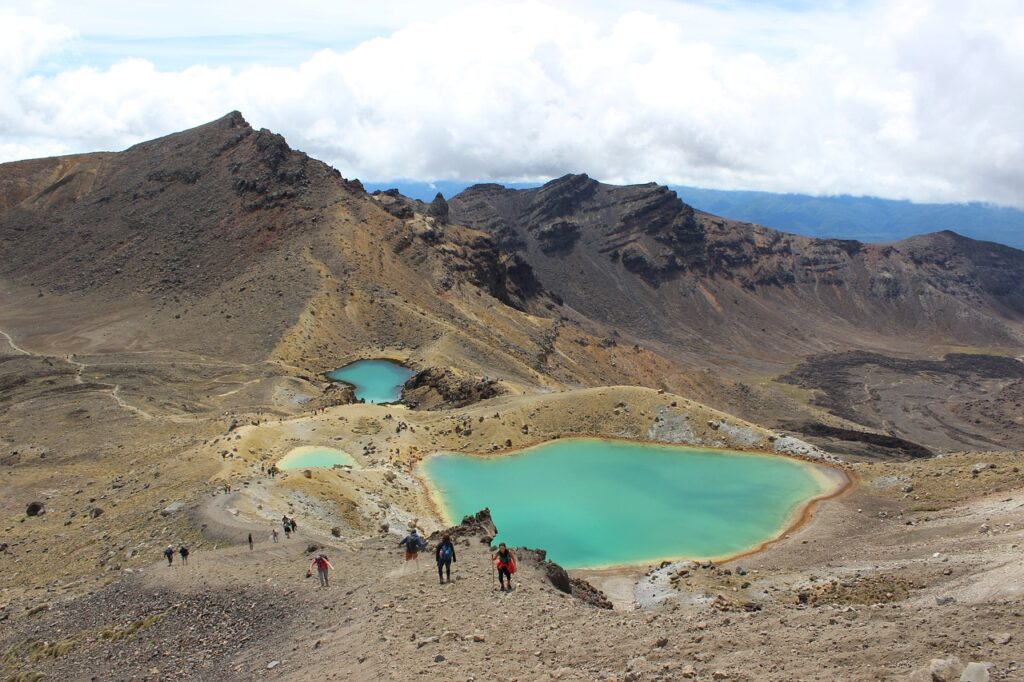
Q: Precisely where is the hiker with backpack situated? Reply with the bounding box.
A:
[164,545,175,566]
[248,533,254,551]
[492,543,517,591]
[179,545,190,565]
[398,528,425,568]
[308,553,334,587]
[435,533,457,584]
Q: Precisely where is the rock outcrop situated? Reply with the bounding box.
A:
[427,192,450,224]
[401,367,505,410]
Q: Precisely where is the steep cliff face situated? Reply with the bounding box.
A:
[450,175,1024,357]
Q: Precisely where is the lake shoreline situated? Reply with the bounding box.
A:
[325,358,415,404]
[416,436,853,573]
[277,445,358,470]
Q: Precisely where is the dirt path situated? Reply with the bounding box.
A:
[0,328,30,355]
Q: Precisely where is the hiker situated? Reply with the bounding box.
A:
[179,545,190,565]
[271,527,279,543]
[284,522,291,539]
[289,517,298,533]
[248,533,254,551]
[164,545,175,566]
[435,533,457,584]
[308,553,334,587]
[399,528,425,566]
[493,543,517,591]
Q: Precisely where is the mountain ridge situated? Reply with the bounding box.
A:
[449,174,1024,356]
[365,179,1024,250]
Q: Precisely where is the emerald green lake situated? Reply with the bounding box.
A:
[278,446,357,470]
[325,359,415,404]
[420,438,839,569]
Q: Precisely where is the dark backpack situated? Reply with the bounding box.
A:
[439,543,453,561]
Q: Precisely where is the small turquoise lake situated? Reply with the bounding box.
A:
[420,438,841,569]
[326,359,415,404]
[278,446,358,470]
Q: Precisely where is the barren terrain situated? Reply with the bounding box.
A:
[1,115,1022,681]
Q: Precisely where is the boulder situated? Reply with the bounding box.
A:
[959,663,991,682]
[160,501,184,517]
[25,501,44,516]
[907,657,963,682]
[543,559,573,594]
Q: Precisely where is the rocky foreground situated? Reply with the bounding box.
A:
[3,448,1023,681]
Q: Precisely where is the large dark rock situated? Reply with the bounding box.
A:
[401,367,504,410]
[25,501,44,516]
[427,192,450,224]
[515,547,613,609]
[427,508,498,544]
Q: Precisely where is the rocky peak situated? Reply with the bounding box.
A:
[0,112,355,297]
[428,192,450,224]
[528,173,599,223]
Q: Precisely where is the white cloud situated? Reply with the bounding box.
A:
[1,0,1023,207]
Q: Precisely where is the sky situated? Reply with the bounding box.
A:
[1,0,1023,207]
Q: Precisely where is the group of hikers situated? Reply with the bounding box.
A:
[306,528,517,591]
[163,544,190,566]
[164,513,517,592]
[259,463,280,478]
[398,527,518,590]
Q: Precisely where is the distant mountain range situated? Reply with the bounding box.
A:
[365,181,1024,250]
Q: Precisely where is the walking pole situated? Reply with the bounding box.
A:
[491,542,498,590]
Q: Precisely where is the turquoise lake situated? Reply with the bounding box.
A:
[277,446,358,470]
[420,438,838,569]
[325,359,415,404]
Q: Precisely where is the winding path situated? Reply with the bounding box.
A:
[1,327,156,419]
[0,328,30,355]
